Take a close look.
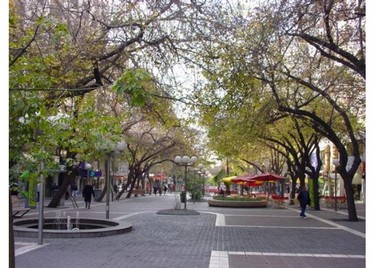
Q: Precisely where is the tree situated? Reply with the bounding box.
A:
[123,125,179,198]
[9,0,215,206]
[195,0,364,221]
[263,0,364,219]
[262,117,323,209]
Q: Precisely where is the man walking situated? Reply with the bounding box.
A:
[82,183,95,209]
[297,186,310,219]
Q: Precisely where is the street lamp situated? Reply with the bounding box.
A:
[174,155,197,209]
[332,159,339,212]
[103,141,126,219]
[85,162,92,181]
[38,145,45,245]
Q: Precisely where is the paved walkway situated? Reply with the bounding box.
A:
[14,194,366,268]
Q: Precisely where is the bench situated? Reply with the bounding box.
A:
[11,196,30,218]
[132,189,145,197]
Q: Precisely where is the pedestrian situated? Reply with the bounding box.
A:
[297,186,311,219]
[82,183,95,209]
[163,184,168,196]
[70,182,78,197]
[37,182,41,202]
[153,185,158,195]
[219,188,224,197]
[114,184,119,200]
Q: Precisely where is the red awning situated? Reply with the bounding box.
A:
[249,173,286,182]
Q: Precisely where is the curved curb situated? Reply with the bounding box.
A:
[13,218,132,238]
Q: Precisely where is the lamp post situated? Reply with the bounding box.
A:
[174,155,197,209]
[38,145,45,245]
[85,162,92,182]
[104,141,126,219]
[332,159,339,212]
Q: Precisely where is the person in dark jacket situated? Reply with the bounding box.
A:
[297,186,310,219]
[82,183,95,209]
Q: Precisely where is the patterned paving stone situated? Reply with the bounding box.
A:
[14,194,366,268]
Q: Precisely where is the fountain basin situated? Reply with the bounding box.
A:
[207,199,268,208]
[13,218,132,238]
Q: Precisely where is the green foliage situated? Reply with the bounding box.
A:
[112,69,155,107]
[187,174,205,200]
[9,89,62,179]
[112,68,180,128]
[208,169,226,186]
[9,182,19,194]
[71,92,124,159]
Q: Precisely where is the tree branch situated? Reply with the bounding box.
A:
[288,33,365,78]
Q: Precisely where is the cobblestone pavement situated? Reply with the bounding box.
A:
[14,194,366,268]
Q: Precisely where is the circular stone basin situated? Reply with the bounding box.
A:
[207,199,268,208]
[13,218,132,238]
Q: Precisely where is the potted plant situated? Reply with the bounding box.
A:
[10,182,19,196]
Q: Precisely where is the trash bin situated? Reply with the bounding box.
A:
[24,198,29,208]
[180,192,186,203]
[94,189,102,201]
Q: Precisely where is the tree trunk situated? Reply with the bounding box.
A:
[311,140,322,210]
[115,183,128,200]
[290,178,297,205]
[9,194,15,268]
[96,184,107,202]
[225,182,231,195]
[312,173,320,210]
[126,175,138,198]
[343,176,358,221]
[96,157,111,202]
[298,173,306,188]
[47,168,76,207]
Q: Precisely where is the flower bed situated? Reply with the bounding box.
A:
[207,196,268,208]
[320,196,347,209]
[270,194,288,208]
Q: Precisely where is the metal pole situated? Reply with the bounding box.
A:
[184,164,187,210]
[334,167,338,212]
[38,147,45,245]
[106,153,111,219]
[201,174,206,197]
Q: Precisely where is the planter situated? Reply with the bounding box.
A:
[207,199,268,208]
[320,196,347,209]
